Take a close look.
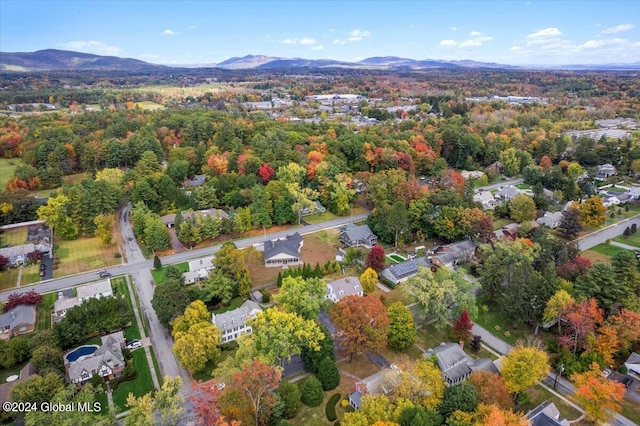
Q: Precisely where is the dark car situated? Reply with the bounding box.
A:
[622,377,634,388]
[99,271,112,278]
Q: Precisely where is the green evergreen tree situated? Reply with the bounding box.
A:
[317,357,340,391]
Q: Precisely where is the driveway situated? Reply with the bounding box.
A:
[40,255,53,280]
[365,350,391,368]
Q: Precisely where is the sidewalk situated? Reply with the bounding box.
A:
[611,240,640,250]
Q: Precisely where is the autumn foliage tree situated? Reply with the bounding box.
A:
[359,267,379,294]
[331,295,390,361]
[233,359,282,426]
[2,290,43,312]
[559,298,603,354]
[366,245,386,272]
[467,371,513,410]
[571,362,625,425]
[579,196,606,227]
[501,345,550,395]
[452,310,474,343]
[386,302,417,350]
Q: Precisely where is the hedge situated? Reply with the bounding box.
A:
[325,392,341,421]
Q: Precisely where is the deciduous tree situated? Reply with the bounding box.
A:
[274,276,326,319]
[438,382,478,420]
[402,268,478,329]
[542,290,574,333]
[125,392,155,426]
[579,197,606,227]
[558,206,582,240]
[233,359,282,426]
[452,310,474,343]
[331,295,390,361]
[360,267,379,294]
[154,376,184,426]
[387,302,417,350]
[509,194,536,223]
[151,278,191,328]
[571,362,625,425]
[366,245,386,272]
[501,345,550,394]
[467,371,513,409]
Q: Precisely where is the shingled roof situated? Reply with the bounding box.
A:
[264,232,303,260]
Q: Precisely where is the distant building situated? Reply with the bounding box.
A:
[473,190,498,210]
[624,352,640,377]
[430,240,477,269]
[263,232,303,267]
[495,185,522,201]
[212,300,263,343]
[160,208,229,228]
[596,163,617,179]
[326,277,362,303]
[380,257,431,285]
[184,174,206,188]
[339,224,377,248]
[536,211,564,229]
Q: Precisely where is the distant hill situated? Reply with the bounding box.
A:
[0,49,168,72]
[2,49,639,72]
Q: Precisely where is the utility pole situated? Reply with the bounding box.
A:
[553,363,564,390]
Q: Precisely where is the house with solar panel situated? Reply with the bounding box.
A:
[380,257,431,285]
[263,232,303,267]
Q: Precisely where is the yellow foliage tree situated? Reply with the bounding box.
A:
[579,196,606,228]
[571,362,625,425]
[359,267,379,294]
[501,345,550,394]
[172,300,210,336]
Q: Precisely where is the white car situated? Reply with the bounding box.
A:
[603,368,612,378]
[126,341,142,350]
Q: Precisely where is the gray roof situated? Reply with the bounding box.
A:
[536,211,563,227]
[340,224,375,242]
[384,257,430,281]
[626,352,640,364]
[185,174,206,187]
[444,240,477,254]
[526,402,567,426]
[349,390,363,409]
[0,305,36,331]
[76,280,112,299]
[496,185,522,199]
[212,300,263,333]
[264,232,303,260]
[470,357,499,375]
[67,333,125,383]
[327,277,361,300]
[425,342,495,383]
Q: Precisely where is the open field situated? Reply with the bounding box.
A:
[53,237,120,277]
[0,158,22,189]
[111,349,155,410]
[586,243,632,259]
[134,101,165,110]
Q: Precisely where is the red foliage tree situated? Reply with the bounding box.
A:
[190,381,224,425]
[453,310,474,342]
[539,155,552,169]
[0,255,8,270]
[2,290,43,313]
[365,245,386,272]
[556,257,592,281]
[559,298,603,353]
[468,371,513,409]
[232,359,282,426]
[258,163,275,182]
[331,295,390,361]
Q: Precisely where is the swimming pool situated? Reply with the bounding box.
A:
[65,345,99,363]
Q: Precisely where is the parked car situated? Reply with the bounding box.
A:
[622,377,634,388]
[99,271,112,278]
[603,368,612,378]
[126,340,141,350]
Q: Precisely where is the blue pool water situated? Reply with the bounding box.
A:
[65,345,98,363]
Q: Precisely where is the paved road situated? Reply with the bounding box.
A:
[474,177,524,193]
[576,215,640,251]
[0,212,370,302]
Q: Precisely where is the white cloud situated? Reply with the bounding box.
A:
[475,36,494,42]
[283,38,316,45]
[510,46,523,51]
[162,29,179,36]
[470,30,482,36]
[527,27,562,38]
[334,29,372,44]
[282,38,296,44]
[58,40,121,56]
[439,39,458,46]
[459,40,482,47]
[602,24,635,34]
[450,26,457,31]
[299,38,316,45]
[311,45,324,51]
[580,38,626,48]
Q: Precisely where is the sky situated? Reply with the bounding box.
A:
[1,1,639,66]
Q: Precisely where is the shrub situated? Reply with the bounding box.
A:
[220,341,239,352]
[2,290,43,313]
[325,392,341,422]
[318,357,340,391]
[261,290,270,303]
[153,255,162,270]
[278,381,302,419]
[299,376,324,407]
[114,252,122,258]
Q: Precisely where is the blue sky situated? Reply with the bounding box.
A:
[1,1,639,66]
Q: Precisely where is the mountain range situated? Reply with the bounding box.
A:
[1,49,640,72]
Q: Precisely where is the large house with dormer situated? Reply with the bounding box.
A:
[264,232,304,267]
[66,332,126,384]
[212,300,263,343]
[53,280,113,321]
[326,277,362,303]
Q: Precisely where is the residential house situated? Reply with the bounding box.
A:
[461,170,485,180]
[627,188,640,200]
[263,232,303,267]
[339,224,378,248]
[326,277,362,303]
[536,211,563,229]
[425,342,498,386]
[596,163,617,179]
[495,185,522,201]
[473,190,498,210]
[624,352,640,377]
[348,366,401,410]
[54,279,112,321]
[380,257,431,285]
[602,196,621,207]
[211,300,263,343]
[430,240,477,269]
[66,332,126,384]
[525,401,569,426]
[300,201,327,216]
[0,305,36,338]
[0,363,36,407]
[182,257,215,284]
[0,242,51,267]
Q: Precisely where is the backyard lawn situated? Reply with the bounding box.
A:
[0,264,40,291]
[586,243,632,259]
[291,378,355,426]
[36,291,57,331]
[0,226,28,246]
[304,210,339,224]
[54,237,120,276]
[111,349,155,410]
[472,297,530,347]
[614,232,640,247]
[111,276,141,340]
[0,158,22,189]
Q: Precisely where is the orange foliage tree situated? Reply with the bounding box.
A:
[467,371,513,410]
[571,362,625,425]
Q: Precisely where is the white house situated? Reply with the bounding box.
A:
[326,277,362,303]
[212,300,263,343]
[495,185,522,201]
[536,211,564,229]
[54,279,112,321]
[602,196,621,207]
[183,257,215,284]
[473,190,498,210]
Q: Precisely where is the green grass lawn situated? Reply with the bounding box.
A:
[93,392,109,414]
[111,350,155,410]
[129,276,148,336]
[304,210,339,224]
[0,158,22,189]
[111,277,141,340]
[473,297,530,347]
[515,183,533,190]
[606,186,628,193]
[150,262,188,285]
[588,243,632,258]
[149,348,164,387]
[614,232,640,247]
[36,292,57,331]
[492,218,512,231]
[620,398,640,425]
[54,237,120,277]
